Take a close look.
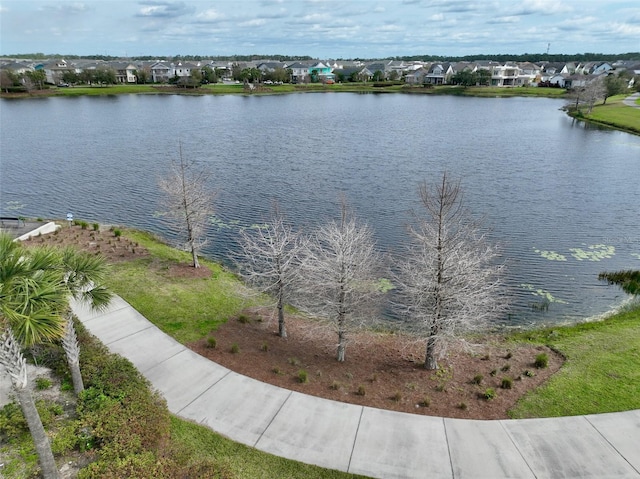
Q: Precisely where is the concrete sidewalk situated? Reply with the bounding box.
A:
[72,296,640,479]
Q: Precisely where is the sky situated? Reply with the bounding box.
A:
[1,0,639,59]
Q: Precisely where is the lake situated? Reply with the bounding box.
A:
[1,92,639,327]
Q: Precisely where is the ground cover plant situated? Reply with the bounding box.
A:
[0,313,367,478]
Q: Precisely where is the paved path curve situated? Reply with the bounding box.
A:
[623,92,640,109]
[72,296,640,479]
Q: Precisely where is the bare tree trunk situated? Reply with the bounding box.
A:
[337,328,346,362]
[62,318,84,395]
[17,387,61,479]
[1,330,60,478]
[424,336,438,370]
[277,280,287,338]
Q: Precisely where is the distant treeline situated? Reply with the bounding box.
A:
[3,52,639,63]
[390,52,640,63]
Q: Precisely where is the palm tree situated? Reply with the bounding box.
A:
[0,233,66,479]
[57,247,112,394]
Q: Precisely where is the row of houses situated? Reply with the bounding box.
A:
[2,56,639,88]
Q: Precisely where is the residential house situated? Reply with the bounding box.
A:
[150,62,171,83]
[287,62,310,83]
[308,62,334,81]
[425,63,454,85]
[42,59,73,84]
[404,67,429,84]
[109,62,137,83]
[491,64,519,86]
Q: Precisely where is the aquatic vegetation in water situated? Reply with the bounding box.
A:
[533,249,567,261]
[377,278,395,293]
[520,284,567,304]
[5,201,25,211]
[569,244,615,262]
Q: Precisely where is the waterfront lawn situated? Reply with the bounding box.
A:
[105,230,261,344]
[583,94,640,134]
[508,301,640,418]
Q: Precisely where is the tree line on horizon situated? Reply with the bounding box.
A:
[3,52,639,63]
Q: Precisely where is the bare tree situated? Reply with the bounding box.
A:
[159,143,216,268]
[238,203,302,338]
[298,198,383,362]
[394,173,505,370]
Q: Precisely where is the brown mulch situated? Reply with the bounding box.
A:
[188,311,562,420]
[29,222,563,420]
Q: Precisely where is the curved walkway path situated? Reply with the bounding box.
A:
[71,296,640,479]
[623,92,640,109]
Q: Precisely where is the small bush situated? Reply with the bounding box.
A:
[297,370,308,384]
[501,364,511,372]
[458,402,468,410]
[356,385,366,396]
[524,369,535,377]
[230,343,240,354]
[288,357,301,366]
[419,397,431,407]
[260,341,269,352]
[272,367,283,375]
[206,337,217,349]
[329,381,341,390]
[35,377,52,390]
[435,384,446,392]
[471,374,483,385]
[501,377,513,389]
[534,353,549,369]
[237,314,250,324]
[113,228,122,238]
[484,388,497,400]
[391,392,402,402]
[92,222,100,231]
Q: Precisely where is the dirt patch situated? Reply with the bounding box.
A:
[189,309,563,420]
[22,223,150,263]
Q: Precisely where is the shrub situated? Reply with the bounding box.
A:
[391,392,402,402]
[237,314,250,324]
[92,223,100,231]
[288,357,301,366]
[419,397,431,407]
[484,388,497,400]
[113,228,122,238]
[35,377,52,390]
[489,369,497,377]
[297,370,308,384]
[524,369,535,377]
[535,353,549,369]
[230,343,239,354]
[272,367,282,375]
[471,374,483,385]
[356,385,366,396]
[501,377,513,389]
[206,337,217,349]
[260,342,269,352]
[458,402,468,410]
[329,381,341,390]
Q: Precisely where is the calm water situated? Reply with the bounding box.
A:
[1,93,639,327]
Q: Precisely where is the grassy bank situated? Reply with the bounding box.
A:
[570,94,640,135]
[508,300,640,418]
[108,230,640,418]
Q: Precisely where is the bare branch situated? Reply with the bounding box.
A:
[394,173,506,370]
[159,142,216,268]
[296,198,384,362]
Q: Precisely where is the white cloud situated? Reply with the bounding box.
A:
[239,19,267,27]
[516,0,573,16]
[194,8,225,23]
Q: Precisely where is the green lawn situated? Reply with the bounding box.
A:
[579,94,640,134]
[508,301,640,418]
